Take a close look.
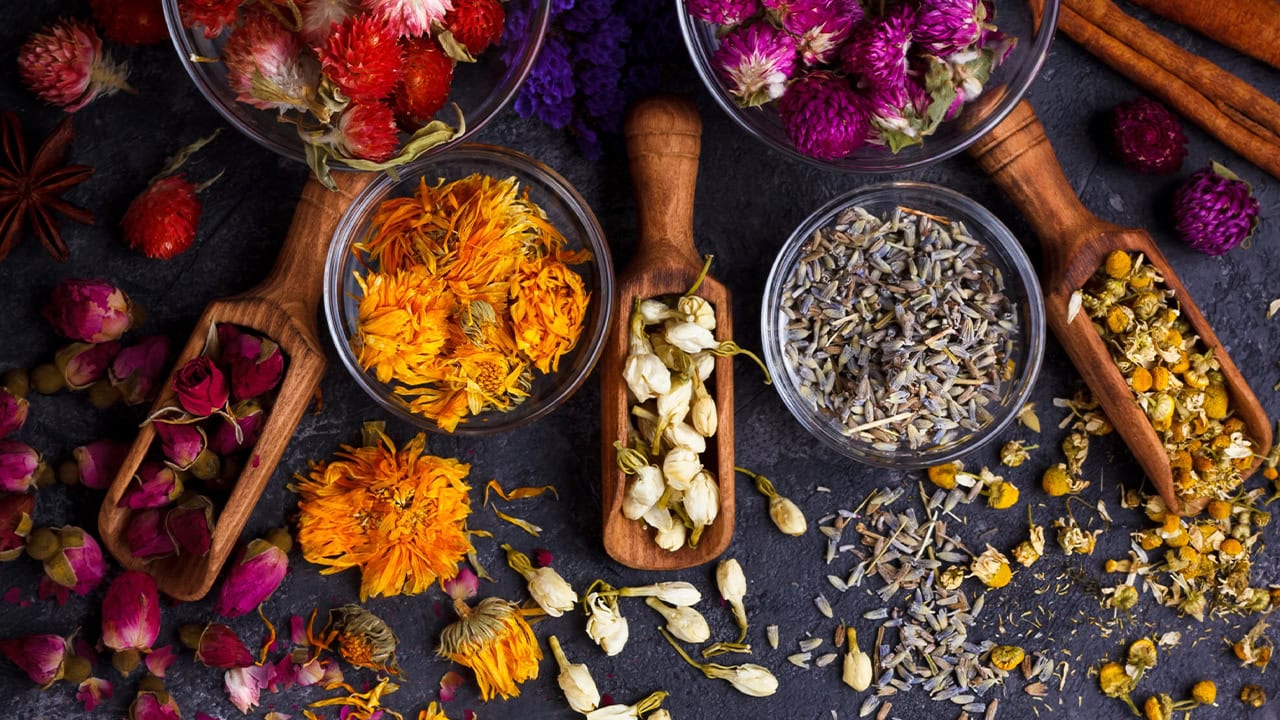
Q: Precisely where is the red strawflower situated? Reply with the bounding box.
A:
[320,15,403,103]
[444,0,505,56]
[180,0,243,39]
[334,101,400,161]
[393,36,454,129]
[91,0,169,45]
[18,19,131,112]
[122,176,202,260]
[223,9,318,112]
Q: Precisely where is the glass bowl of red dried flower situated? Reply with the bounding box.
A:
[323,144,614,435]
[164,0,550,184]
[678,0,1060,171]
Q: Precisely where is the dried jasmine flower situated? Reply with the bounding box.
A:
[658,627,778,697]
[549,635,600,714]
[614,581,701,606]
[503,544,578,617]
[841,628,871,691]
[646,597,711,644]
[583,581,629,657]
[584,690,669,720]
[737,466,806,536]
[716,558,749,643]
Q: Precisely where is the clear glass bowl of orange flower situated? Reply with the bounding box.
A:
[324,145,614,434]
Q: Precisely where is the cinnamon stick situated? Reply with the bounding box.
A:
[1128,0,1280,71]
[1047,0,1280,181]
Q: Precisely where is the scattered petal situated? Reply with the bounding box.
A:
[76,677,113,711]
[443,567,478,601]
[483,479,558,505]
[224,664,271,713]
[1268,298,1280,319]
[145,645,177,677]
[439,670,465,702]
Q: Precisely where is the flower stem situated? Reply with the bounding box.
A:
[657,626,705,670]
[684,255,714,297]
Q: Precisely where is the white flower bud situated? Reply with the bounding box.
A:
[684,470,719,529]
[654,521,687,551]
[638,299,675,325]
[549,636,600,713]
[650,333,687,372]
[691,393,717,438]
[649,711,673,720]
[627,581,701,606]
[662,447,701,490]
[623,466,664,520]
[664,422,706,454]
[664,321,718,353]
[678,295,716,330]
[645,597,711,643]
[623,353,671,403]
[585,593,629,656]
[769,495,808,536]
[657,376,693,428]
[716,558,748,641]
[585,691,668,720]
[693,352,714,382]
[642,504,675,531]
[842,628,872,691]
[705,663,779,697]
[526,567,578,617]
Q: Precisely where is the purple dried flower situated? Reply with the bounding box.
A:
[1173,162,1260,256]
[767,0,862,66]
[1111,97,1188,175]
[0,389,28,440]
[563,0,612,33]
[109,336,171,407]
[74,439,128,490]
[778,72,871,160]
[686,0,760,26]
[915,0,984,57]
[514,35,576,129]
[841,3,915,94]
[712,22,798,108]
[573,15,630,68]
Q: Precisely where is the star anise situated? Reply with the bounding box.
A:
[0,111,95,262]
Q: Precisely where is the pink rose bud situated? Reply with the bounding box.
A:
[214,532,289,617]
[0,633,71,688]
[102,570,161,653]
[42,526,106,596]
[222,329,284,401]
[224,664,271,714]
[443,566,479,601]
[126,508,177,561]
[44,278,134,343]
[208,401,265,455]
[181,623,254,669]
[0,440,42,492]
[154,422,207,472]
[110,336,171,406]
[55,341,122,390]
[76,676,113,712]
[129,688,181,720]
[0,492,35,561]
[74,439,129,490]
[166,495,214,556]
[118,460,183,510]
[0,389,28,439]
[174,357,228,417]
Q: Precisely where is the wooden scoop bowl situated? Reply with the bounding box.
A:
[600,96,734,570]
[969,100,1271,515]
[99,171,376,600]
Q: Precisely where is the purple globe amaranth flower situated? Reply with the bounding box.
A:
[109,336,172,407]
[1112,97,1188,175]
[0,492,35,561]
[126,509,176,561]
[102,570,161,653]
[841,3,915,94]
[74,439,129,490]
[0,633,72,688]
[181,623,254,669]
[118,460,183,510]
[779,72,871,159]
[45,278,134,344]
[0,389,28,440]
[220,328,285,401]
[713,22,798,108]
[0,440,42,493]
[1174,162,1260,256]
[215,532,290,617]
[687,0,759,26]
[766,0,862,66]
[41,526,106,596]
[209,401,266,456]
[166,495,214,557]
[915,0,984,57]
[56,341,122,391]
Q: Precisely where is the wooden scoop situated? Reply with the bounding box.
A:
[600,96,734,570]
[99,171,376,600]
[968,100,1272,515]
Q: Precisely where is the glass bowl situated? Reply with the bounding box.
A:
[678,0,1060,172]
[163,0,550,165]
[761,182,1045,467]
[324,145,614,435]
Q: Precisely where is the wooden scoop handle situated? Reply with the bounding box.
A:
[624,95,703,273]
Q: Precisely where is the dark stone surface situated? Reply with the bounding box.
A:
[1,2,1279,719]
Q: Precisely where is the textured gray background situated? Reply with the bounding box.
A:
[1,1,1279,719]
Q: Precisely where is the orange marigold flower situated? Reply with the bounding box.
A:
[293,425,473,600]
[438,596,542,701]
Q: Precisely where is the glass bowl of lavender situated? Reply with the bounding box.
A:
[679,0,1060,171]
[761,182,1045,467]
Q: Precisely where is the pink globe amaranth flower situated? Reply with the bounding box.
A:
[180,0,243,39]
[18,19,131,112]
[222,329,285,401]
[223,9,321,113]
[109,336,172,407]
[1174,162,1260,256]
[915,0,984,57]
[779,72,871,160]
[0,633,71,688]
[686,0,760,26]
[129,688,181,720]
[209,401,266,455]
[55,341,122,390]
[332,101,401,162]
[301,0,359,45]
[45,278,134,344]
[841,3,914,94]
[712,22,798,109]
[118,460,183,510]
[1112,97,1188,175]
[184,623,254,669]
[174,357,230,417]
[102,570,161,652]
[0,441,41,493]
[225,664,272,714]
[76,676,113,712]
[363,0,455,38]
[215,536,289,617]
[74,439,129,490]
[0,492,35,561]
[765,0,862,66]
[154,422,207,471]
[0,389,28,440]
[42,526,106,596]
[166,495,215,557]
[126,508,177,561]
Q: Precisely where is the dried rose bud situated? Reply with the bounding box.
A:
[165,495,214,556]
[214,531,290,617]
[128,684,181,720]
[1111,97,1188,175]
[109,336,172,406]
[74,439,129,490]
[180,623,254,669]
[442,565,478,602]
[1174,162,1260,256]
[41,526,106,596]
[102,570,161,667]
[0,633,72,688]
[0,440,43,492]
[174,357,229,417]
[0,492,35,561]
[154,422,215,475]
[44,278,134,343]
[126,508,177,561]
[55,342,122,390]
[118,460,183,509]
[75,676,112,711]
[221,328,284,401]
[208,401,265,455]
[0,388,29,439]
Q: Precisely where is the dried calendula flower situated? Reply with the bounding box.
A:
[927,462,959,490]
[437,596,542,701]
[1099,661,1139,714]
[971,545,1012,589]
[716,558,749,643]
[548,635,600,713]
[841,628,872,692]
[1000,440,1036,468]
[985,479,1020,509]
[1191,679,1217,706]
[1240,684,1267,708]
[322,605,402,675]
[1017,403,1041,432]
[1142,693,1173,720]
[990,645,1024,671]
[736,466,806,537]
[503,544,578,617]
[658,627,778,697]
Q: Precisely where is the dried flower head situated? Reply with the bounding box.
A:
[1111,98,1188,175]
[778,72,870,160]
[970,545,1012,588]
[686,0,760,26]
[320,15,404,102]
[222,9,320,113]
[1174,162,1259,256]
[18,19,131,112]
[320,604,402,674]
[437,596,541,701]
[365,0,455,37]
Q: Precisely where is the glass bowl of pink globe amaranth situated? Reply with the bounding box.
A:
[678,0,1060,172]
